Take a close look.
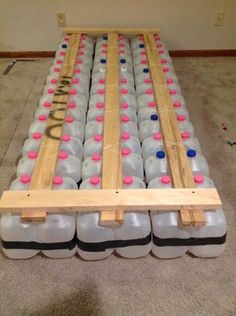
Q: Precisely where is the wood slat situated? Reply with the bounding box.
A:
[21,34,81,222]
[144,33,205,226]
[64,28,159,35]
[101,33,123,225]
[0,188,221,213]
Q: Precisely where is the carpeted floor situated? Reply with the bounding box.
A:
[0,57,235,316]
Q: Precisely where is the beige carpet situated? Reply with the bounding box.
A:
[0,57,235,316]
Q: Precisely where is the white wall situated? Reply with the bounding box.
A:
[1,0,236,51]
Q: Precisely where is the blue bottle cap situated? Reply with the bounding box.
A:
[139,44,145,48]
[187,149,196,157]
[150,114,158,121]
[100,59,106,64]
[61,44,67,48]
[143,68,149,73]
[120,58,126,64]
[156,151,165,159]
[102,35,108,40]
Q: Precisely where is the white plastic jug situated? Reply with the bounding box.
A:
[121,148,144,179]
[142,133,164,162]
[144,150,168,183]
[82,153,102,181]
[83,134,103,159]
[139,115,160,142]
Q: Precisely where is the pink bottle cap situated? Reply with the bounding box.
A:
[121,132,130,140]
[68,102,76,109]
[166,78,174,84]
[119,49,125,54]
[65,116,74,123]
[121,102,129,109]
[94,134,102,142]
[20,175,31,184]
[163,67,170,73]
[32,132,42,140]
[181,131,190,139]
[59,151,68,159]
[76,59,82,64]
[54,67,60,72]
[53,176,63,185]
[28,151,37,159]
[59,51,66,56]
[122,148,131,156]
[98,79,105,84]
[153,133,162,140]
[102,44,108,48]
[78,50,84,56]
[194,175,205,184]
[98,89,105,95]
[56,59,63,64]
[69,89,77,95]
[161,175,171,184]
[157,43,162,48]
[38,114,47,121]
[95,115,104,122]
[169,89,177,95]
[81,34,87,40]
[64,37,70,41]
[119,43,125,47]
[146,88,153,95]
[120,78,128,84]
[177,115,185,122]
[43,101,51,108]
[161,59,167,64]
[101,49,107,54]
[141,59,148,65]
[79,43,85,48]
[92,153,101,161]
[140,51,146,56]
[90,176,101,185]
[121,88,128,95]
[159,50,164,54]
[121,115,129,123]
[61,134,71,142]
[148,101,156,107]
[173,101,181,108]
[123,176,133,185]
[72,78,79,84]
[96,102,104,109]
[51,79,58,84]
[74,68,81,74]
[144,78,151,84]
[47,88,54,94]
[119,35,125,40]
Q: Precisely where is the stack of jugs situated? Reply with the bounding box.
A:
[0,175,78,259]
[77,34,151,260]
[148,175,227,258]
[0,34,93,259]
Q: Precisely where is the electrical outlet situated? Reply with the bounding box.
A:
[214,11,224,26]
[56,13,66,27]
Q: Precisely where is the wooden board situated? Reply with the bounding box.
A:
[0,188,221,213]
[144,33,205,226]
[21,34,81,222]
[101,33,123,225]
[64,28,159,35]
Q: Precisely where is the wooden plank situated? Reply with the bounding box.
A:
[64,27,159,35]
[144,33,204,226]
[0,188,221,213]
[101,32,123,225]
[21,34,81,222]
